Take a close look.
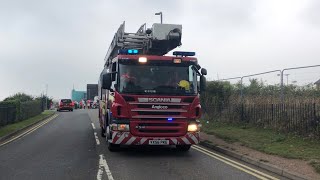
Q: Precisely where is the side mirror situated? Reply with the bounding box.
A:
[102,73,112,89]
[200,75,206,93]
[201,68,207,76]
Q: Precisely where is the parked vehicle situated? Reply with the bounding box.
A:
[57,99,73,112]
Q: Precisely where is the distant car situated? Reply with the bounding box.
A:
[57,99,73,112]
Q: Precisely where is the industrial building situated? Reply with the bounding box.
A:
[71,89,86,102]
[87,84,98,100]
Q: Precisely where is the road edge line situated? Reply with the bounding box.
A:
[0,112,57,143]
[199,141,309,180]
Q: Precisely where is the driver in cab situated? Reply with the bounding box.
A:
[121,69,137,90]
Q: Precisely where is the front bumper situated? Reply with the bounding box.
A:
[110,131,200,145]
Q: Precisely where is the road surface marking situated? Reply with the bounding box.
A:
[91,123,96,129]
[0,114,59,147]
[192,145,279,180]
[94,132,100,145]
[97,154,114,180]
[193,145,279,180]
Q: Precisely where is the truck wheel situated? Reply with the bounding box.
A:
[107,140,120,152]
[176,145,191,151]
[106,130,120,152]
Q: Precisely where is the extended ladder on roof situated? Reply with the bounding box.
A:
[104,21,182,67]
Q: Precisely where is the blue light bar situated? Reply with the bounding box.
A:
[168,118,173,121]
[118,49,139,55]
[173,51,196,57]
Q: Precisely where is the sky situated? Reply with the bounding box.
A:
[1,0,320,100]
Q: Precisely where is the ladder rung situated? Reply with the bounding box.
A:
[119,39,147,44]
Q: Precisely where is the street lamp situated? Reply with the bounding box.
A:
[155,12,163,24]
[277,74,290,85]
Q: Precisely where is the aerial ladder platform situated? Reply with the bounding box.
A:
[104,22,182,67]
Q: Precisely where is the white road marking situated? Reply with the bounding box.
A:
[97,154,114,180]
[192,146,279,180]
[91,123,96,129]
[94,132,100,145]
[0,114,59,147]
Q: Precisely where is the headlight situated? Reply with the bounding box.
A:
[111,124,130,131]
[118,124,130,131]
[138,57,147,63]
[187,124,198,132]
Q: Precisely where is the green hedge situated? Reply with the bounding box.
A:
[0,100,43,127]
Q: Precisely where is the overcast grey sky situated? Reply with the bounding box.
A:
[1,0,320,100]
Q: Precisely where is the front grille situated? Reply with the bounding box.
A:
[137,104,183,109]
[137,111,180,115]
[138,130,178,133]
[138,123,179,126]
[137,123,181,133]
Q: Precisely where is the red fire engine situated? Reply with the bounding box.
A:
[98,21,207,151]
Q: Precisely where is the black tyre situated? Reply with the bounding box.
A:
[176,145,191,151]
[107,130,120,152]
[107,140,120,152]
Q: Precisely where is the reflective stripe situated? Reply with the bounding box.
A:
[125,137,136,145]
[140,138,148,144]
[112,131,117,139]
[115,133,126,144]
[170,138,178,145]
[190,134,199,144]
[181,137,191,144]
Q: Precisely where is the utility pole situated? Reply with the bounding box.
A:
[45,84,48,110]
[284,74,289,85]
[155,12,163,24]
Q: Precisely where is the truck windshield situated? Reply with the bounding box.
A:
[119,62,197,95]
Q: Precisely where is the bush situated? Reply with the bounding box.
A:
[0,93,44,127]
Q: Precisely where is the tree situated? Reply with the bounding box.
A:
[34,95,53,110]
[4,93,33,102]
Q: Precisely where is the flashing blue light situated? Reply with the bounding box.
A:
[168,118,173,121]
[173,51,196,57]
[128,49,139,54]
[118,49,139,55]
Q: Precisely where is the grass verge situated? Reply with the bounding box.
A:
[0,110,55,138]
[200,119,320,173]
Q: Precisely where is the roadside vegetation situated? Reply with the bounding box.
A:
[0,110,55,138]
[200,80,320,173]
[0,93,53,127]
[200,117,320,173]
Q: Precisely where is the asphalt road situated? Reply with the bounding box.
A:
[0,110,284,180]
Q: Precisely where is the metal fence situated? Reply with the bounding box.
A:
[205,103,320,138]
[219,64,320,103]
[0,100,43,128]
[203,64,320,138]
[0,105,17,127]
